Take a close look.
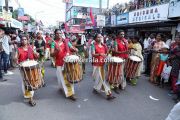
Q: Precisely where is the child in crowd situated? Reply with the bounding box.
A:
[155,45,169,87]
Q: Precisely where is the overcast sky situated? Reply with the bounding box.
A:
[11,0,130,26]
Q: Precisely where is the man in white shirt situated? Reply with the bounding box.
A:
[143,33,151,49]
[0,28,11,76]
[0,27,9,81]
[143,33,156,76]
[165,35,173,47]
[143,33,151,75]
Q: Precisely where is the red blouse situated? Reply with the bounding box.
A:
[93,42,107,66]
[45,36,51,48]
[18,46,37,63]
[114,38,128,59]
[54,40,67,66]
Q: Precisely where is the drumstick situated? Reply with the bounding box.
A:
[122,61,125,85]
[128,59,134,79]
[108,63,113,85]
[125,59,130,77]
[112,62,117,87]
[109,63,114,84]
[118,64,122,85]
[132,62,139,79]
[114,63,118,86]
[108,63,112,84]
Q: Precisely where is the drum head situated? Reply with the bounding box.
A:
[21,60,38,67]
[64,55,80,62]
[129,56,142,62]
[109,57,124,63]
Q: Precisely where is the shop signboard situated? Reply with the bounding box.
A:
[111,15,116,26]
[129,3,169,23]
[168,0,180,18]
[105,16,111,26]
[117,13,129,25]
[85,17,93,29]
[97,15,105,27]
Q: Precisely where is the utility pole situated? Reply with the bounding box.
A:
[107,0,109,9]
[99,0,102,34]
[5,0,9,27]
[99,0,102,13]
[5,0,8,12]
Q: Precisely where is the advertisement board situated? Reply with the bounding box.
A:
[73,0,108,8]
[111,15,116,26]
[97,15,105,27]
[117,13,129,25]
[168,0,180,18]
[129,3,169,23]
[105,16,111,26]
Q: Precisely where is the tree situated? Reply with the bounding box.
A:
[12,9,18,19]
[12,9,35,23]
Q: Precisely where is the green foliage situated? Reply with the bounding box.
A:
[12,9,18,19]
[12,9,35,24]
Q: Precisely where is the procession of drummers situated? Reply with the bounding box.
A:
[1,26,179,107]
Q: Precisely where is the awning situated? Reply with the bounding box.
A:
[112,20,178,28]
[10,18,23,30]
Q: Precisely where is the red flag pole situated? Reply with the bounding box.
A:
[90,7,95,26]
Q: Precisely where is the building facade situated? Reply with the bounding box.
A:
[64,0,108,33]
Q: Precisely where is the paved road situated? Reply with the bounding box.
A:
[0,61,175,120]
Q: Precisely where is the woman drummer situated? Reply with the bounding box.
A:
[112,30,129,93]
[70,35,86,74]
[50,29,77,101]
[17,35,39,107]
[129,36,143,85]
[91,33,115,100]
[34,32,46,78]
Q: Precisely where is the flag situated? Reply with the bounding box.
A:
[90,7,95,26]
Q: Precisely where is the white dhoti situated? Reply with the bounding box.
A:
[56,66,75,97]
[21,81,34,99]
[45,48,50,59]
[92,66,111,96]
